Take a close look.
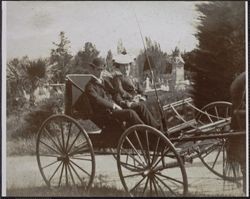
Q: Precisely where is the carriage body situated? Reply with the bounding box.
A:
[35,74,245,196]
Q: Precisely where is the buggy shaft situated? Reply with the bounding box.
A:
[169,131,245,142]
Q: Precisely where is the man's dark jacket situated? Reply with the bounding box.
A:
[85,77,123,114]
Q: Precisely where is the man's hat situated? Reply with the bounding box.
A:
[89,58,106,69]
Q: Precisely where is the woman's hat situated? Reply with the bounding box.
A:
[113,54,135,65]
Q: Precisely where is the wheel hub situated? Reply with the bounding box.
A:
[143,169,156,178]
[57,155,70,164]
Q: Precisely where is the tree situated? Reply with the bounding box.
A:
[7,57,29,113]
[106,50,113,72]
[190,2,245,107]
[117,39,127,54]
[26,59,47,105]
[136,36,168,82]
[71,42,100,74]
[49,31,73,83]
[7,57,47,112]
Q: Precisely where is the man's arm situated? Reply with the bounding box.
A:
[85,83,114,110]
[113,76,133,100]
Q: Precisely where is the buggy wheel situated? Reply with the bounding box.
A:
[195,102,242,181]
[197,138,243,181]
[36,114,95,191]
[196,101,232,126]
[117,125,188,197]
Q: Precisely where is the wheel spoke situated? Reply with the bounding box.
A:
[125,137,146,166]
[59,120,66,152]
[145,130,151,164]
[153,176,166,196]
[124,172,143,179]
[151,137,160,166]
[48,161,63,184]
[40,140,61,155]
[205,111,214,123]
[65,163,69,186]
[120,161,144,170]
[211,143,223,169]
[67,130,82,153]
[151,177,159,196]
[68,161,85,185]
[141,177,149,196]
[39,154,61,158]
[58,162,65,187]
[69,141,89,156]
[134,131,148,165]
[200,143,220,159]
[65,121,73,152]
[214,107,219,120]
[152,146,171,170]
[44,127,63,154]
[67,163,76,186]
[48,123,65,153]
[42,159,60,170]
[70,160,91,176]
[71,157,92,161]
[149,177,153,196]
[121,146,145,167]
[130,175,146,193]
[156,172,184,185]
[154,174,177,196]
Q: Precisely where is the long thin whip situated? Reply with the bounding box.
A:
[133,10,168,132]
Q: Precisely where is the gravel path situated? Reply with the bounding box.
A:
[6,155,245,196]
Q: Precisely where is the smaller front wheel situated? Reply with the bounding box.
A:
[36,114,95,191]
[117,124,188,197]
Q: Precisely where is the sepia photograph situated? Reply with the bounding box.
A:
[2,1,248,197]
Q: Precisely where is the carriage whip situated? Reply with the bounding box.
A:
[133,10,168,132]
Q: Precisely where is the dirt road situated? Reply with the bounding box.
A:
[6,155,244,196]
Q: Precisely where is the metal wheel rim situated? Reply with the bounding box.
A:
[117,124,188,197]
[196,101,232,123]
[198,138,243,181]
[36,114,95,191]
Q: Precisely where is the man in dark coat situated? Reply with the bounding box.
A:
[85,57,160,129]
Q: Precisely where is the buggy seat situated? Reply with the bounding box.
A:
[65,74,124,134]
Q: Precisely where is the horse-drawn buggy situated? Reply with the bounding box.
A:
[36,73,246,197]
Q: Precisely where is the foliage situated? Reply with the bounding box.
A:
[106,49,114,72]
[21,93,64,137]
[117,39,127,54]
[190,2,245,108]
[136,37,169,82]
[7,57,28,114]
[49,31,73,83]
[71,42,100,74]
[7,56,47,113]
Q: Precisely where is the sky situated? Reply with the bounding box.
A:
[5,1,202,60]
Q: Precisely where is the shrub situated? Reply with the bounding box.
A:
[21,93,64,137]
